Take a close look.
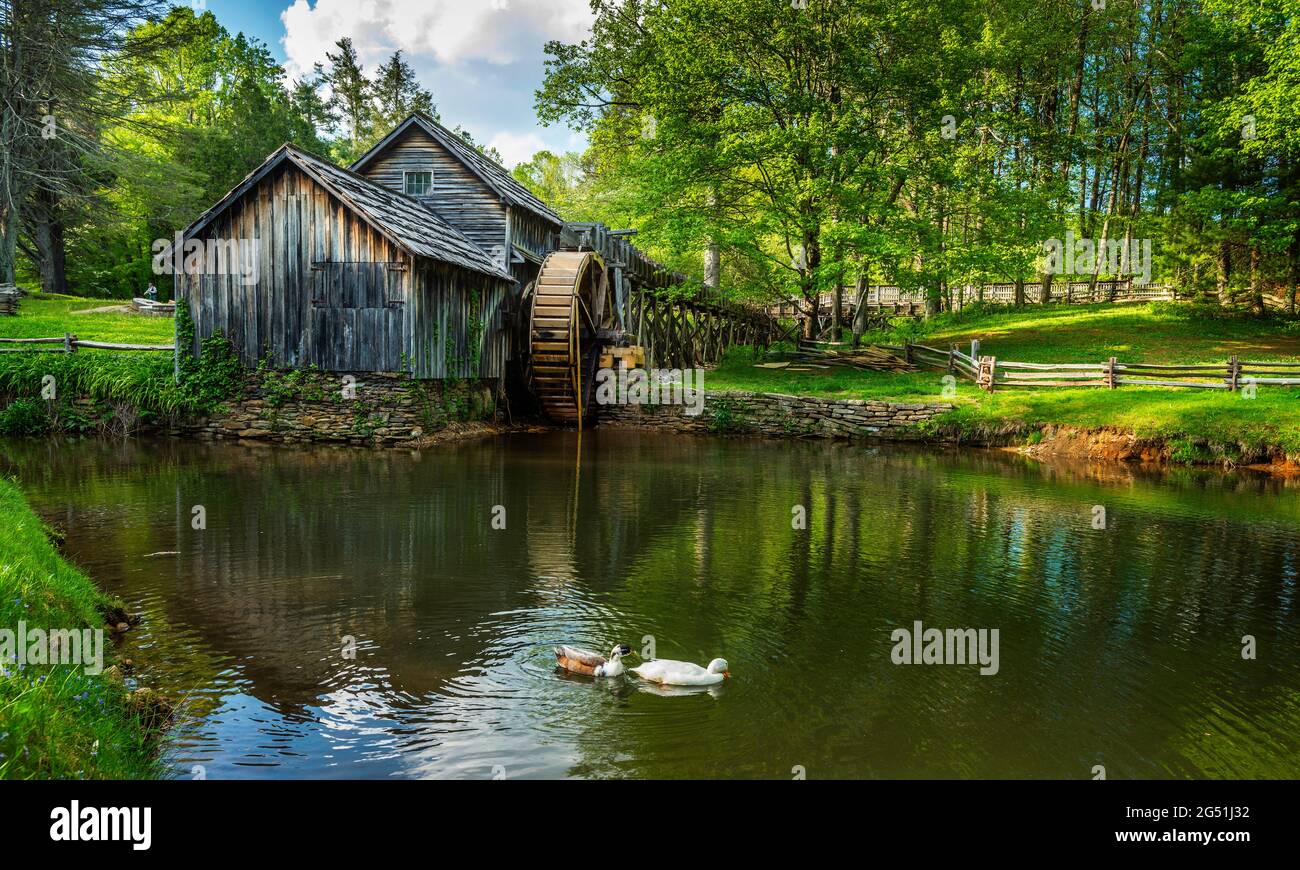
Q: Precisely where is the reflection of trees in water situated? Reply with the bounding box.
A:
[574,439,1300,778]
[7,435,1300,777]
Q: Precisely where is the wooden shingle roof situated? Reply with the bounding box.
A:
[184,143,513,282]
[350,113,564,228]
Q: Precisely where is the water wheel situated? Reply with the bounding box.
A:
[527,250,608,425]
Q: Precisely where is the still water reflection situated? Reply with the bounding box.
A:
[4,432,1298,778]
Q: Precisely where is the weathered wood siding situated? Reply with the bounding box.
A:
[511,208,558,263]
[408,262,510,379]
[180,162,411,372]
[357,126,509,258]
[508,207,557,286]
[180,160,509,378]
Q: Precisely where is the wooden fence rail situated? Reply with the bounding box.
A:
[883,342,1300,392]
[771,281,1178,320]
[0,334,175,354]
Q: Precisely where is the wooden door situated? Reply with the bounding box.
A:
[306,263,405,371]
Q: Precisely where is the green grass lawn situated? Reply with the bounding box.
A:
[0,293,175,345]
[909,301,1300,364]
[0,478,159,779]
[707,302,1300,456]
[0,293,238,432]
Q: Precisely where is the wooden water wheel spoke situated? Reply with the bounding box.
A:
[527,250,608,425]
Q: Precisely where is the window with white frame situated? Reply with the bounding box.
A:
[404,170,432,197]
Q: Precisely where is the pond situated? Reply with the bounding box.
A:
[4,432,1299,779]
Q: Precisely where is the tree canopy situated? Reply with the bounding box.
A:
[531,0,1300,324]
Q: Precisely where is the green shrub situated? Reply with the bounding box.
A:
[707,396,751,433]
[0,397,52,436]
[0,298,242,433]
[174,299,243,415]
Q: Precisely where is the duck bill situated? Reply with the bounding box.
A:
[724,671,731,678]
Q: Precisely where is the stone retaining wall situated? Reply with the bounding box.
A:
[179,371,497,446]
[597,391,953,440]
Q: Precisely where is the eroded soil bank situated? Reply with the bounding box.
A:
[595,388,1300,475]
[934,421,1300,474]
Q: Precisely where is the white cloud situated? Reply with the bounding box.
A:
[278,0,593,168]
[280,0,592,79]
[488,131,549,169]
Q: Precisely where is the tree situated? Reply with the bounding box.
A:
[324,37,371,161]
[59,6,325,296]
[0,0,179,286]
[537,0,968,330]
[369,51,435,135]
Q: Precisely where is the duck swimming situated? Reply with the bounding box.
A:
[554,644,632,677]
[630,657,729,686]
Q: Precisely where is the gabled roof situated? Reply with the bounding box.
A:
[350,112,564,228]
[184,143,513,282]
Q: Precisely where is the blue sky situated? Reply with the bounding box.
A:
[202,0,592,167]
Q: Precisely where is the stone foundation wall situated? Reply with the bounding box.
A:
[597,391,953,440]
[180,371,497,446]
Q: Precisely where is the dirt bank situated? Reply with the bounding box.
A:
[934,421,1300,475]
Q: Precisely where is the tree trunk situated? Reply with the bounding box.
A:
[831,278,843,337]
[1250,245,1263,314]
[1217,241,1232,306]
[850,273,869,347]
[703,245,719,290]
[0,204,17,285]
[703,189,720,290]
[29,186,68,294]
[1289,231,1299,316]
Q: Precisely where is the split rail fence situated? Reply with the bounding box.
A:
[0,335,175,354]
[884,341,1300,392]
[770,280,1177,320]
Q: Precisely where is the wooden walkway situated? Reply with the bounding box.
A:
[625,289,778,370]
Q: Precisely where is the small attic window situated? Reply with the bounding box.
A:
[404,170,432,197]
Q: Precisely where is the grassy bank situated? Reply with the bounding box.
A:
[0,478,160,779]
[0,293,175,344]
[0,293,239,436]
[7,292,1300,460]
[707,303,1300,458]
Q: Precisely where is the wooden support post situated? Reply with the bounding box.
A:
[970,339,980,361]
[1229,355,1240,391]
[977,355,997,392]
[948,345,957,374]
[64,333,76,353]
[1106,356,1117,389]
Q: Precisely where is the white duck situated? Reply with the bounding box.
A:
[554,644,631,677]
[630,657,729,686]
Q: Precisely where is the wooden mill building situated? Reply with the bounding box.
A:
[350,112,564,288]
[179,142,515,377]
[178,112,748,400]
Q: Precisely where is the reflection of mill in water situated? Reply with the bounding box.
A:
[526,431,586,589]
